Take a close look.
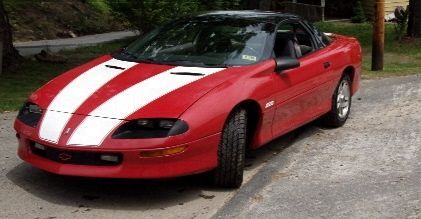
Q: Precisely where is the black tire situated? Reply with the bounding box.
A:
[213,108,247,188]
[320,74,352,127]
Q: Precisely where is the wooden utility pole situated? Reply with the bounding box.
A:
[372,0,385,71]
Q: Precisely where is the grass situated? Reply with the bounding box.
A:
[315,21,421,78]
[0,38,134,112]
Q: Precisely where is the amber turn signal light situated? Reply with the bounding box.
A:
[139,145,187,158]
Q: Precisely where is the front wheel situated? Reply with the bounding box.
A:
[321,75,352,127]
[213,108,247,188]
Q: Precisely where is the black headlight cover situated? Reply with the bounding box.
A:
[17,102,43,128]
[112,118,189,139]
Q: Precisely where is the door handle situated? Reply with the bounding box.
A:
[323,62,331,69]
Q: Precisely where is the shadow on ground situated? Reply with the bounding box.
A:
[6,122,323,211]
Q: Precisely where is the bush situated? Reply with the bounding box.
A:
[351,1,366,23]
[86,0,111,14]
[108,0,241,33]
[198,0,241,11]
[108,0,197,33]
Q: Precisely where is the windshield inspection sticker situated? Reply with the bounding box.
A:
[242,55,257,61]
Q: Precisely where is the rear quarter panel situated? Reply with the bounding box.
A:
[328,34,362,95]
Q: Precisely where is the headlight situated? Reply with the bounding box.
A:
[112,118,189,139]
[17,102,43,127]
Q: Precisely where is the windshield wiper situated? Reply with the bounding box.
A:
[165,59,229,68]
[137,58,163,64]
[205,63,231,68]
[120,50,138,59]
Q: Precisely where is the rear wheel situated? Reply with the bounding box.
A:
[213,108,247,188]
[321,75,352,127]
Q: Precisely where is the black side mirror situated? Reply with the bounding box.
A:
[275,57,300,73]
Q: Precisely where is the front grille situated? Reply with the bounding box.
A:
[30,142,123,166]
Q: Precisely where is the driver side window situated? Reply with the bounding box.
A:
[274,22,315,59]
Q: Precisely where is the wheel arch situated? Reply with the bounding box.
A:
[230,99,262,149]
[343,65,360,92]
[342,65,360,95]
[343,66,355,83]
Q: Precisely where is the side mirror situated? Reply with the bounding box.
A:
[275,57,300,73]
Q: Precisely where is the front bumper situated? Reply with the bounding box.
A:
[16,132,220,179]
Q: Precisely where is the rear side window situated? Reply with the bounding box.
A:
[305,21,332,47]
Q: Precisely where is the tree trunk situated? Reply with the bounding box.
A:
[0,38,3,75]
[0,0,21,73]
[408,0,421,37]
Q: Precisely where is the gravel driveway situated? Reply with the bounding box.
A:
[215,74,421,218]
[0,75,420,219]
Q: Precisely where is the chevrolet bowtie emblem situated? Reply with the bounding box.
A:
[58,153,72,161]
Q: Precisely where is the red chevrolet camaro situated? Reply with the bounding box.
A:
[15,11,361,188]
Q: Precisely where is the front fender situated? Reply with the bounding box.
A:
[178,60,278,144]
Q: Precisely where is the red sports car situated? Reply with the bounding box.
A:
[15,11,361,187]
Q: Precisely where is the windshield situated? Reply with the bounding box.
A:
[114,17,276,67]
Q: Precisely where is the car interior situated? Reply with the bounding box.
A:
[274,22,314,59]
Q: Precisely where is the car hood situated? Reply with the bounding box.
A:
[30,55,235,120]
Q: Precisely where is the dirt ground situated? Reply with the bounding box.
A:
[0,75,420,219]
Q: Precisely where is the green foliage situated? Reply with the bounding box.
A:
[394,6,409,41]
[351,0,366,23]
[108,0,197,33]
[86,0,112,14]
[198,0,241,11]
[4,0,128,41]
[70,15,108,35]
[108,0,241,33]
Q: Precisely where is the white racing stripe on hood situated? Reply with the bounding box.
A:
[67,66,224,146]
[39,59,138,144]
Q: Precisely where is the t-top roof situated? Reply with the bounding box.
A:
[198,10,300,23]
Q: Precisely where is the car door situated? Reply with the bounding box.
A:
[271,20,334,138]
